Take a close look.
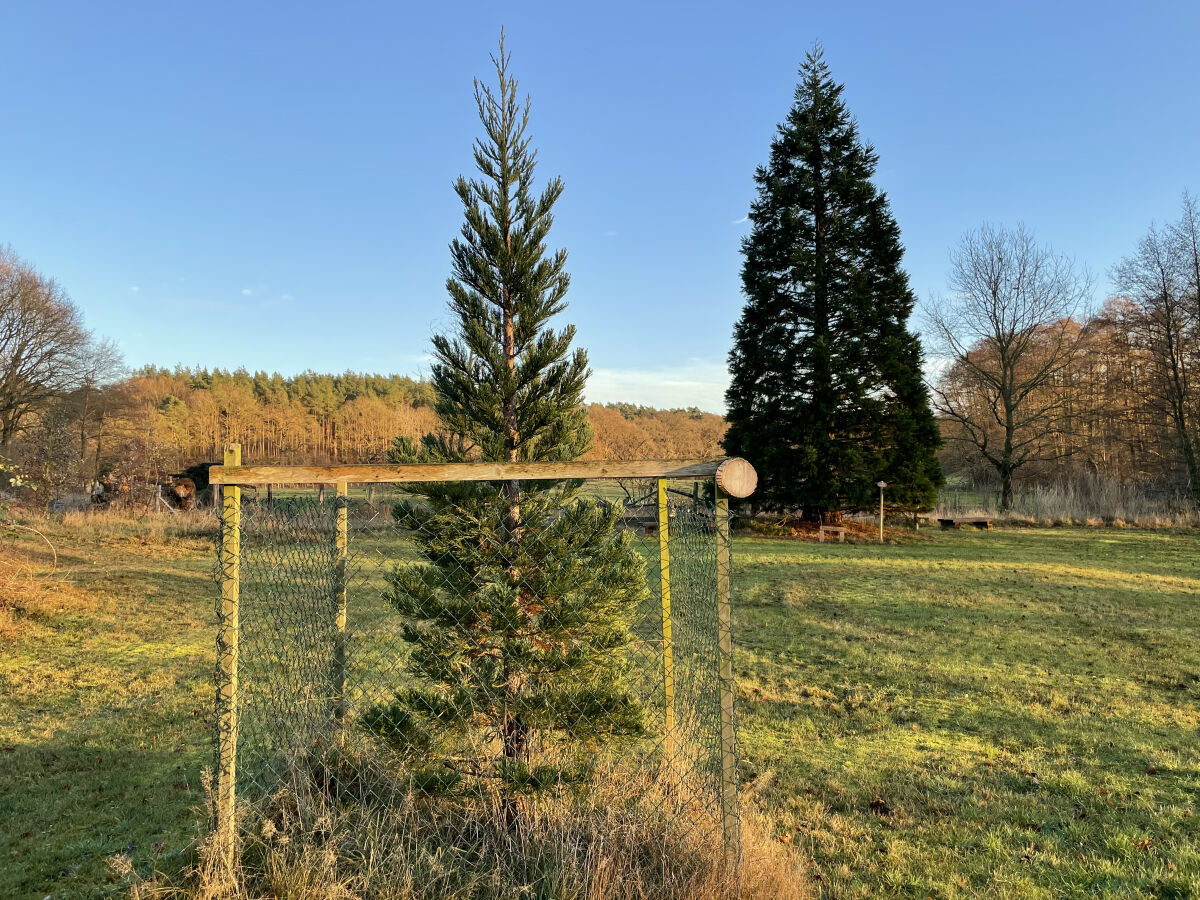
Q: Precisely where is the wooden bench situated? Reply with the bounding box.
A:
[818,525,846,543]
[937,517,993,530]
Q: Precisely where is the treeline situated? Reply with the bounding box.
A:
[123,367,440,464]
[937,306,1188,487]
[1,241,724,499]
[931,197,1200,505]
[5,363,726,495]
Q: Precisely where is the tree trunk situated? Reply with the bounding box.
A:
[79,387,91,489]
[94,406,105,485]
[1001,469,1014,512]
[500,270,527,829]
[1001,395,1017,511]
[1161,319,1200,504]
[1177,430,1200,506]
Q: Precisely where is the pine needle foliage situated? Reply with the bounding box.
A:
[723,47,941,518]
[365,36,647,810]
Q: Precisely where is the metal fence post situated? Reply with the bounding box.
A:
[657,479,677,776]
[714,485,740,878]
[333,481,348,741]
[215,443,241,877]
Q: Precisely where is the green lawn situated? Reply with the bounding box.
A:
[735,530,1199,899]
[1,521,215,899]
[1,522,1197,898]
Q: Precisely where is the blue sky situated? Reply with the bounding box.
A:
[2,1,1196,411]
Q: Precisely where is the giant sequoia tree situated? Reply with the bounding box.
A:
[366,40,646,819]
[724,48,941,518]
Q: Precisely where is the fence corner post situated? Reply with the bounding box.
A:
[714,484,740,881]
[333,481,348,742]
[216,443,241,879]
[657,479,677,781]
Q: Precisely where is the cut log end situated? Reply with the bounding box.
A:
[715,457,757,499]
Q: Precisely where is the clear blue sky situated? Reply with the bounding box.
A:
[2,1,1196,411]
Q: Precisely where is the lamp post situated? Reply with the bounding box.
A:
[876,481,888,544]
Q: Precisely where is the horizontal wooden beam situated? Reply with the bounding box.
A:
[209,458,742,488]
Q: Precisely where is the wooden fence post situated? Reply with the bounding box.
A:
[715,485,740,878]
[333,482,348,741]
[215,444,241,878]
[657,479,677,778]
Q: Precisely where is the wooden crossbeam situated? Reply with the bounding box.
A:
[211,458,758,497]
[211,458,734,487]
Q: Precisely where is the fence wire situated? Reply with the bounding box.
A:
[215,477,739,890]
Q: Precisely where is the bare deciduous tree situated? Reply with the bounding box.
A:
[1113,195,1200,500]
[0,246,91,450]
[929,224,1092,509]
[71,337,125,487]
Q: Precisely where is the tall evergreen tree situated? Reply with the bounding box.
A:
[724,47,941,518]
[365,38,646,819]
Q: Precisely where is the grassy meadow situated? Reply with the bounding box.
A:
[734,529,1199,899]
[1,515,1197,898]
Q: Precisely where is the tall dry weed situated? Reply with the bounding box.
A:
[132,756,807,900]
[939,474,1199,528]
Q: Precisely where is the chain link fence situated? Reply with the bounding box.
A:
[214,459,744,895]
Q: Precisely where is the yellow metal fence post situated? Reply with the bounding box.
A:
[715,485,740,879]
[333,482,348,742]
[215,444,241,878]
[657,479,677,777]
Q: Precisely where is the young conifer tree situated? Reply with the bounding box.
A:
[365,37,646,815]
[724,47,942,519]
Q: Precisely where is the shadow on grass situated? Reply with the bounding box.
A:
[0,742,208,899]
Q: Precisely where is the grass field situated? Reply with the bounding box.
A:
[2,517,1197,898]
[734,530,1199,899]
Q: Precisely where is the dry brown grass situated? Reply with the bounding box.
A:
[0,550,39,639]
[0,533,91,639]
[735,810,809,900]
[1,505,216,638]
[57,506,219,545]
[129,757,807,900]
[938,475,1200,528]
